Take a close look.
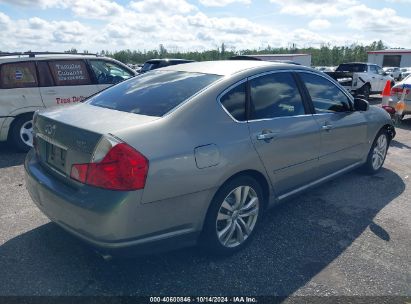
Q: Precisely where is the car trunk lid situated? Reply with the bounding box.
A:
[34,103,159,179]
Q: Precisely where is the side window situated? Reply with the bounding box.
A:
[220,82,246,121]
[48,60,91,86]
[0,62,38,89]
[90,60,133,84]
[299,73,352,113]
[249,72,305,120]
[377,66,385,75]
[369,65,378,74]
[37,61,54,87]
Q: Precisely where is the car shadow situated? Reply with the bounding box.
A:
[0,168,405,296]
[396,117,411,131]
[0,142,26,169]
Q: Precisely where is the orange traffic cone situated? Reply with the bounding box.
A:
[381,80,391,106]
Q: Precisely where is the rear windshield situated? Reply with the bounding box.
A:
[88,71,221,116]
[336,64,367,73]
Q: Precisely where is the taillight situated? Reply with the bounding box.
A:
[391,87,410,95]
[70,136,149,191]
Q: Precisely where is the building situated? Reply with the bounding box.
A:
[367,49,411,68]
[230,54,312,66]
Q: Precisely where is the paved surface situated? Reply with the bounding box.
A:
[0,102,410,296]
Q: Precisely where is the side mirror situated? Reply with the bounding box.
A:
[354,98,369,111]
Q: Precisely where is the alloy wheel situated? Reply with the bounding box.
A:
[216,186,259,248]
[372,134,387,170]
[19,120,33,148]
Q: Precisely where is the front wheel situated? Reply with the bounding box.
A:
[361,84,371,100]
[201,176,263,255]
[362,130,389,174]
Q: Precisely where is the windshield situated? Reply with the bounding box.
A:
[88,71,221,117]
[336,64,367,73]
[140,62,161,73]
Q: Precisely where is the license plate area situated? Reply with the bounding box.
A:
[46,143,67,172]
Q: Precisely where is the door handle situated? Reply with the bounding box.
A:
[322,124,333,131]
[45,90,57,95]
[257,132,277,141]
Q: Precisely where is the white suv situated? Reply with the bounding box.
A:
[0,52,137,151]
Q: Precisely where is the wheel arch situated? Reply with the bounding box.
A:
[212,169,271,210]
[7,111,35,141]
[381,123,396,141]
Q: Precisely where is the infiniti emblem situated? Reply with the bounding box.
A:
[44,124,56,136]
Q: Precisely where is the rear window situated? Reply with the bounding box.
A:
[88,71,221,117]
[336,64,367,73]
[0,62,38,89]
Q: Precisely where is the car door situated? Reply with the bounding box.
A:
[247,71,321,196]
[368,65,383,92]
[38,59,99,108]
[89,59,135,92]
[297,71,368,175]
[377,65,390,91]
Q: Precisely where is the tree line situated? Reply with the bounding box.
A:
[68,40,391,66]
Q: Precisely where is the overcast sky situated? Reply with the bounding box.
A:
[0,0,410,53]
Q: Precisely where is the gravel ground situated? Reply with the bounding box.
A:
[0,102,410,297]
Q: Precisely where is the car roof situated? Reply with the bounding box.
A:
[0,55,113,63]
[159,60,302,76]
[146,58,194,63]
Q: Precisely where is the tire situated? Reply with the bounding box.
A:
[362,129,389,174]
[201,176,264,256]
[10,114,34,152]
[361,84,371,100]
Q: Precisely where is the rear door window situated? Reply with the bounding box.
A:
[48,60,91,86]
[88,71,221,117]
[249,72,306,120]
[0,62,38,89]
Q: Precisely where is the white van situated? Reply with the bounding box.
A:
[0,52,137,151]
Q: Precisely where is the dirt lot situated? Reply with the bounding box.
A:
[0,99,410,297]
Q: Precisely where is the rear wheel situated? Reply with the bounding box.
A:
[10,115,33,152]
[201,176,263,255]
[362,129,389,174]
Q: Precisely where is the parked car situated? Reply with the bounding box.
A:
[388,74,411,120]
[383,67,402,81]
[0,52,137,151]
[139,58,195,73]
[325,62,394,100]
[25,60,395,257]
[400,67,411,79]
[315,66,335,72]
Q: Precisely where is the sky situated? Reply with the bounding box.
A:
[0,0,410,53]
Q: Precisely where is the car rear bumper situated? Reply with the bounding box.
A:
[24,150,211,253]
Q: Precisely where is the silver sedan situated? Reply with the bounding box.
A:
[25,60,395,256]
